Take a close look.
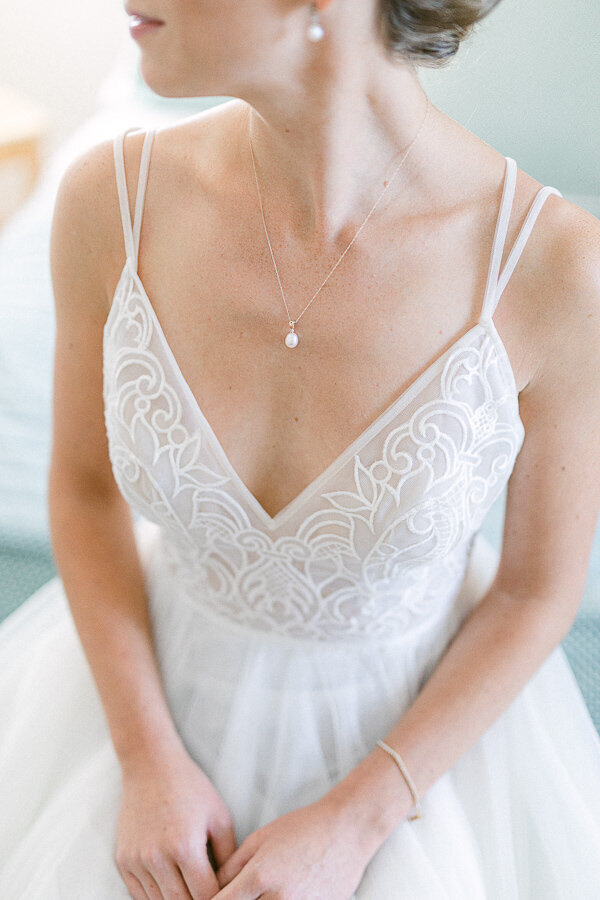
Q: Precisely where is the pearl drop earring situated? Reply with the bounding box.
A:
[307,2,325,42]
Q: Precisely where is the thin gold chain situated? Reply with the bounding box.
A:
[248,94,430,333]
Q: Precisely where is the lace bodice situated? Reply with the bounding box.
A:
[103,127,562,643]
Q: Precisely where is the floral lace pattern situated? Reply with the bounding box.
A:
[103,262,525,641]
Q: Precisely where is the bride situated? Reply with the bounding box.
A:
[2,1,600,898]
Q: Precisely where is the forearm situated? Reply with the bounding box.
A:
[49,481,186,774]
[327,583,575,851]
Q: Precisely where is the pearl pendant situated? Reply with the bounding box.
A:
[307,21,325,42]
[285,323,299,348]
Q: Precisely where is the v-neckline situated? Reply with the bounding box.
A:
[106,260,519,530]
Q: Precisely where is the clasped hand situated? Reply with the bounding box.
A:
[116,742,379,900]
[212,795,373,900]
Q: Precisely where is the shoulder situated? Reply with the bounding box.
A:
[52,133,130,242]
[543,195,600,301]
[517,190,600,423]
[525,183,600,289]
[529,195,600,376]
[50,132,136,314]
[149,97,246,158]
[141,99,249,207]
[494,152,600,395]
[51,101,245,317]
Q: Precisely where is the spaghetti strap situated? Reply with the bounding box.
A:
[479,156,517,322]
[494,184,563,304]
[113,127,156,270]
[480,156,563,321]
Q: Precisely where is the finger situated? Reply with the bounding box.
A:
[121,869,152,900]
[149,859,196,900]
[177,854,222,900]
[133,865,165,900]
[212,868,262,900]
[215,842,255,888]
[208,821,238,873]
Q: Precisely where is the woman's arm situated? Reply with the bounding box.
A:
[48,481,185,772]
[49,139,238,898]
[48,140,186,773]
[325,200,600,850]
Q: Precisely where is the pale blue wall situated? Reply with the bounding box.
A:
[419,0,599,212]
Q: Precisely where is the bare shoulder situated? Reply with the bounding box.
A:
[488,148,600,395]
[151,98,246,159]
[521,190,600,397]
[49,109,241,316]
[50,134,130,318]
[141,99,249,207]
[547,195,600,309]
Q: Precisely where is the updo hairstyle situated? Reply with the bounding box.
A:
[378,0,504,67]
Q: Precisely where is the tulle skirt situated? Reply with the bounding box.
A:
[1,519,600,899]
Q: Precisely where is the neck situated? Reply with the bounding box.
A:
[232,61,432,247]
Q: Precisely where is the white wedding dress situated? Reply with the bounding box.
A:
[1,128,600,899]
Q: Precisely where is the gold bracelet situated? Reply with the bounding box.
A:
[376,739,423,821]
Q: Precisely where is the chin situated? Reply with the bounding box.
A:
[137,61,184,97]
[140,63,228,101]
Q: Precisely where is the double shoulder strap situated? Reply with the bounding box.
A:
[113,127,156,270]
[480,156,563,321]
[112,130,563,320]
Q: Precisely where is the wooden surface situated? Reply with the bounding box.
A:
[0,85,47,226]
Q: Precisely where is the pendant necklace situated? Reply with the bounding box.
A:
[248,94,430,349]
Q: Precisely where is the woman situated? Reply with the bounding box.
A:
[1,0,600,897]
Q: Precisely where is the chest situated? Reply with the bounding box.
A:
[128,203,522,518]
[103,264,525,553]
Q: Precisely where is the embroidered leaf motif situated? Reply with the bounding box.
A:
[103,271,524,641]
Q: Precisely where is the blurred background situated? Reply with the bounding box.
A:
[0,0,598,729]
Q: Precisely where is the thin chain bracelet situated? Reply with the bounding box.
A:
[376,739,424,821]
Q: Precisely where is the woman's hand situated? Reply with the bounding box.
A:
[212,795,377,900]
[115,743,238,900]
